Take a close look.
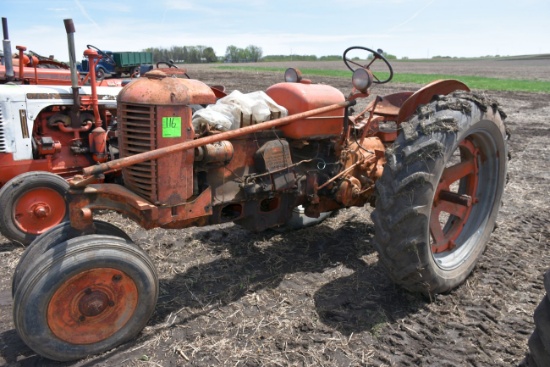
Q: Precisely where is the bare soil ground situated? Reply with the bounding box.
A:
[1,59,549,366]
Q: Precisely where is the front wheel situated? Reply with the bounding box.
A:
[371,92,508,296]
[13,234,158,361]
[96,67,106,80]
[12,220,133,296]
[0,172,69,245]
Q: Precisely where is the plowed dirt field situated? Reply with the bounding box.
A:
[1,58,549,366]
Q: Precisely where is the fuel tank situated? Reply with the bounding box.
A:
[266,82,345,139]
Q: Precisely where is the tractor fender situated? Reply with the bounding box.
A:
[396,79,470,124]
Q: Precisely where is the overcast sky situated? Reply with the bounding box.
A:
[2,0,549,61]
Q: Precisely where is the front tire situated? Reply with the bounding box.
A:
[0,172,70,245]
[371,92,508,296]
[13,234,158,361]
[96,67,106,80]
[12,220,132,296]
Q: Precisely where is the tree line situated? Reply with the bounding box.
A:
[143,46,218,63]
[142,45,398,64]
[143,45,264,63]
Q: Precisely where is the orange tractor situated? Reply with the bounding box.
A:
[11,46,508,361]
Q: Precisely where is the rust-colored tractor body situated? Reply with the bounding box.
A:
[12,47,509,361]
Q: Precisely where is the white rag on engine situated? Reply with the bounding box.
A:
[191,90,288,132]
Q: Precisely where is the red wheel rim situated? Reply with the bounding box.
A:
[13,187,66,235]
[430,139,479,254]
[47,268,138,345]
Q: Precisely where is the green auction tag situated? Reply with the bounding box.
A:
[162,117,182,138]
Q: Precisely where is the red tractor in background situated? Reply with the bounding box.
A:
[10,44,508,361]
[1,18,124,87]
[0,18,214,245]
[0,19,127,245]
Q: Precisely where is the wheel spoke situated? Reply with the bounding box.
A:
[431,138,481,254]
[345,58,364,69]
[431,191,472,253]
[437,201,467,221]
[441,158,476,185]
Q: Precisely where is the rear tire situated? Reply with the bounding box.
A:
[13,234,158,361]
[528,269,550,366]
[371,92,508,296]
[0,172,70,245]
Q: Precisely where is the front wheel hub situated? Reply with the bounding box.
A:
[47,268,138,345]
[14,187,66,235]
[79,290,111,317]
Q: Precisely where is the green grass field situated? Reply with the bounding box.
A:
[216,66,550,93]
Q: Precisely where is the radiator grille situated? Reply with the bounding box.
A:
[119,103,158,202]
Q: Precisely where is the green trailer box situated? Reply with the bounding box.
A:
[113,52,153,67]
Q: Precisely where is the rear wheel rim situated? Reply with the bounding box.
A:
[14,187,66,235]
[430,129,500,270]
[47,268,138,344]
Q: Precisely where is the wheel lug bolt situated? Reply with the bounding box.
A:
[112,274,122,282]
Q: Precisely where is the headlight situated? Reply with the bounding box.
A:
[352,68,373,92]
[284,68,302,83]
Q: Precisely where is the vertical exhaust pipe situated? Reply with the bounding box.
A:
[2,17,15,81]
[63,18,81,128]
[63,19,105,162]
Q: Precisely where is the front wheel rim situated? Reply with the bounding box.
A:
[47,268,138,345]
[14,187,66,235]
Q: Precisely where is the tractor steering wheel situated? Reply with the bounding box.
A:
[343,46,394,84]
[29,50,48,61]
[86,44,115,64]
[156,60,178,69]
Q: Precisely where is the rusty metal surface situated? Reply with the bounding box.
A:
[89,126,108,163]
[78,100,352,180]
[332,137,386,206]
[120,103,195,205]
[266,82,346,139]
[118,70,217,106]
[397,79,470,123]
[195,141,234,164]
[256,140,292,173]
[47,268,138,345]
[69,183,213,230]
[369,92,414,117]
